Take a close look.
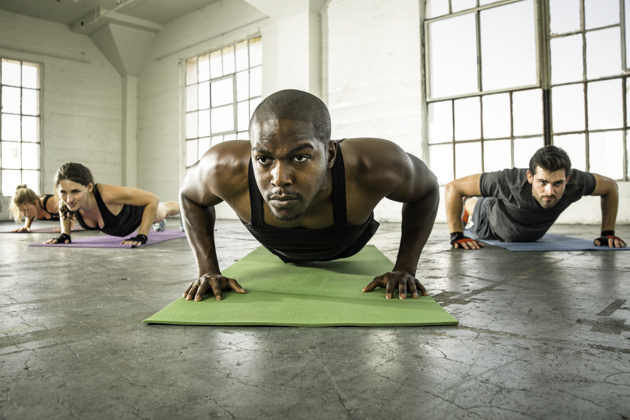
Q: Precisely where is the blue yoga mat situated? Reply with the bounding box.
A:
[464,230,629,252]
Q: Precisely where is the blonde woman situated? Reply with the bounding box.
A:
[10,185,64,232]
[45,162,180,246]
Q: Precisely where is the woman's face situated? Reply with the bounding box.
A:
[16,202,38,219]
[57,179,92,211]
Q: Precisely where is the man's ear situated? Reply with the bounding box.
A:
[327,141,337,169]
[526,170,533,184]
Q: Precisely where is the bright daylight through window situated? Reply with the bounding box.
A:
[184,36,262,168]
[425,0,629,184]
[1,58,41,197]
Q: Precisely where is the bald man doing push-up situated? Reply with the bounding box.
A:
[179,89,439,302]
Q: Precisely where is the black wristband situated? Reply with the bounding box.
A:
[450,232,465,242]
[601,230,615,237]
[128,234,148,245]
[55,233,71,244]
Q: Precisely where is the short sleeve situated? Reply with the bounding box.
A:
[571,169,597,196]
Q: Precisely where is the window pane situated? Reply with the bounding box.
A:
[2,87,21,114]
[482,93,510,138]
[454,97,481,141]
[584,0,619,30]
[198,53,210,82]
[483,139,511,172]
[586,28,622,79]
[549,0,581,34]
[199,109,210,138]
[222,45,235,75]
[186,140,198,167]
[428,101,453,144]
[552,84,585,133]
[1,59,21,86]
[186,57,197,85]
[480,0,504,5]
[210,50,222,79]
[553,134,586,171]
[451,0,475,13]
[237,101,249,132]
[186,112,198,139]
[551,35,583,84]
[250,97,262,118]
[513,89,543,136]
[22,170,39,195]
[199,137,211,158]
[1,114,21,140]
[480,0,537,91]
[211,78,234,108]
[250,66,262,97]
[514,137,543,168]
[426,0,449,18]
[2,142,21,169]
[224,133,237,141]
[21,143,38,169]
[429,143,454,183]
[21,63,39,89]
[235,40,248,72]
[212,105,234,134]
[186,85,198,111]
[587,79,623,130]
[250,37,263,67]
[236,71,249,102]
[589,131,623,179]
[455,142,482,178]
[428,13,478,99]
[237,131,249,140]
[22,116,39,142]
[2,169,21,196]
[212,136,224,145]
[22,89,39,115]
[198,81,210,109]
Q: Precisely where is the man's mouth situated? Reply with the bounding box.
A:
[269,196,298,208]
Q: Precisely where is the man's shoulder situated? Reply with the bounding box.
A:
[196,140,250,196]
[340,138,409,172]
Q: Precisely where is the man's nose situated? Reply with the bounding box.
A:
[544,184,554,195]
[271,162,291,187]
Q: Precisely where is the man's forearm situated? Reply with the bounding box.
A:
[445,183,464,233]
[181,194,221,277]
[393,188,439,277]
[601,191,619,232]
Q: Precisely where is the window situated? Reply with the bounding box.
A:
[1,58,41,196]
[424,0,629,183]
[184,36,262,168]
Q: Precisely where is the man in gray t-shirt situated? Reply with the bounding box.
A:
[445,145,626,249]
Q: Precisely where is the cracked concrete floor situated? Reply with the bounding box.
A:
[1,220,629,420]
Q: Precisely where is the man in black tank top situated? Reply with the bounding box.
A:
[180,89,439,303]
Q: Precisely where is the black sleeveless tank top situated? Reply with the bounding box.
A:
[241,141,380,263]
[38,195,60,221]
[75,184,145,237]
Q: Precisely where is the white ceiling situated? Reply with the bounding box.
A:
[0,0,223,27]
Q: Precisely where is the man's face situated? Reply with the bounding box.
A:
[250,118,334,222]
[526,166,569,209]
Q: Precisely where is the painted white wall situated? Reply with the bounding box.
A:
[323,0,424,222]
[0,10,122,220]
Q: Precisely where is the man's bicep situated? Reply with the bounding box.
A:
[447,173,483,197]
[589,173,617,196]
[386,153,439,203]
[180,159,224,208]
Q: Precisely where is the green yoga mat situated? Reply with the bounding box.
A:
[144,245,458,327]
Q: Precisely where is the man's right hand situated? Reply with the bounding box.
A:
[450,232,485,250]
[183,274,246,301]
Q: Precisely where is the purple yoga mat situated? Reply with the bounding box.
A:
[29,229,186,248]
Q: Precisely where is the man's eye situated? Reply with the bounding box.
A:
[256,156,271,164]
[294,155,308,162]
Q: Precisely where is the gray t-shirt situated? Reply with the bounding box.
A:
[478,168,597,242]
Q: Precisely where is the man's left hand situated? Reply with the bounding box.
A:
[594,231,626,248]
[362,271,428,299]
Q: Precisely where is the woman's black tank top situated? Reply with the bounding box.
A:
[241,141,380,263]
[38,195,60,221]
[75,184,145,237]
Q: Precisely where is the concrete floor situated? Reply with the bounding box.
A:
[1,219,629,420]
